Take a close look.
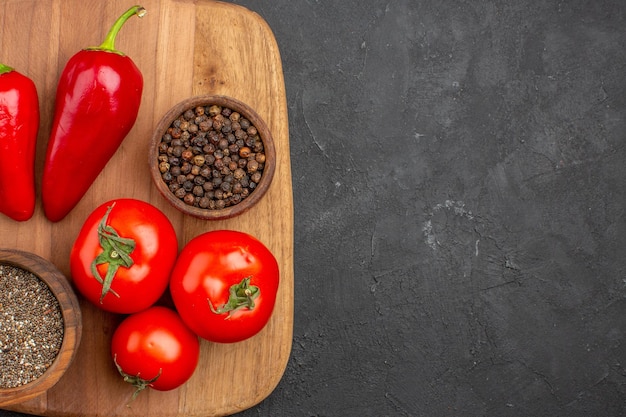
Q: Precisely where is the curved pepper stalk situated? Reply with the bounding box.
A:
[0,63,39,221]
[42,6,146,222]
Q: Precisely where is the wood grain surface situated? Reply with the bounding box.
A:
[0,0,293,416]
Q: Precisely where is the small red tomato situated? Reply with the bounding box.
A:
[169,230,280,343]
[111,306,200,399]
[70,198,178,314]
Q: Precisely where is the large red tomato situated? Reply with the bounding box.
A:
[111,306,200,398]
[169,230,280,343]
[70,198,178,314]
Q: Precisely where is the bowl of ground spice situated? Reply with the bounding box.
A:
[0,249,82,406]
[149,95,276,220]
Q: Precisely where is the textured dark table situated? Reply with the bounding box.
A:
[3,1,626,416]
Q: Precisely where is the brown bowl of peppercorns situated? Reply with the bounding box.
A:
[149,95,276,220]
[0,249,82,406]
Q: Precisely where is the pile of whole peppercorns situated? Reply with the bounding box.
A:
[157,104,266,210]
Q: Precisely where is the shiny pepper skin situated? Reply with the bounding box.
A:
[42,6,146,222]
[0,64,39,221]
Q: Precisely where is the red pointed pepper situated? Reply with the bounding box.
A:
[0,64,39,221]
[42,5,146,222]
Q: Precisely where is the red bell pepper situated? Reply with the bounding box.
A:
[42,5,146,222]
[0,64,39,221]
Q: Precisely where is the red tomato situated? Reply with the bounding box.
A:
[169,230,280,343]
[111,306,200,398]
[70,198,178,314]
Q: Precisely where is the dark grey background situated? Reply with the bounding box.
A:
[3,0,626,416]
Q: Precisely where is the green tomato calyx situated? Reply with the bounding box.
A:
[91,203,136,303]
[114,354,161,406]
[208,276,260,318]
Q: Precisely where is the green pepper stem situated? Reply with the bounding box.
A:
[0,63,14,75]
[97,5,146,53]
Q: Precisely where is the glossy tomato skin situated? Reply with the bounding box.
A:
[170,230,280,343]
[70,198,178,314]
[111,306,200,392]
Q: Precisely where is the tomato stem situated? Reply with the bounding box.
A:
[90,203,136,303]
[90,5,146,54]
[113,354,161,406]
[208,276,260,318]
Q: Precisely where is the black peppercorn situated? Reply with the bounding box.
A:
[221,181,232,193]
[157,103,267,210]
[239,146,251,158]
[213,115,224,130]
[175,187,187,199]
[199,197,210,208]
[247,160,259,173]
[159,161,170,173]
[171,127,182,139]
[204,154,215,166]
[251,171,262,184]
[181,149,193,161]
[193,155,205,166]
[193,185,204,197]
[199,120,211,131]
[172,145,184,157]
[183,193,195,205]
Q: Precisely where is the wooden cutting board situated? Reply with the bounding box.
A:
[0,0,293,416]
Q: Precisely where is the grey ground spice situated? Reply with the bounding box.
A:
[0,264,64,388]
